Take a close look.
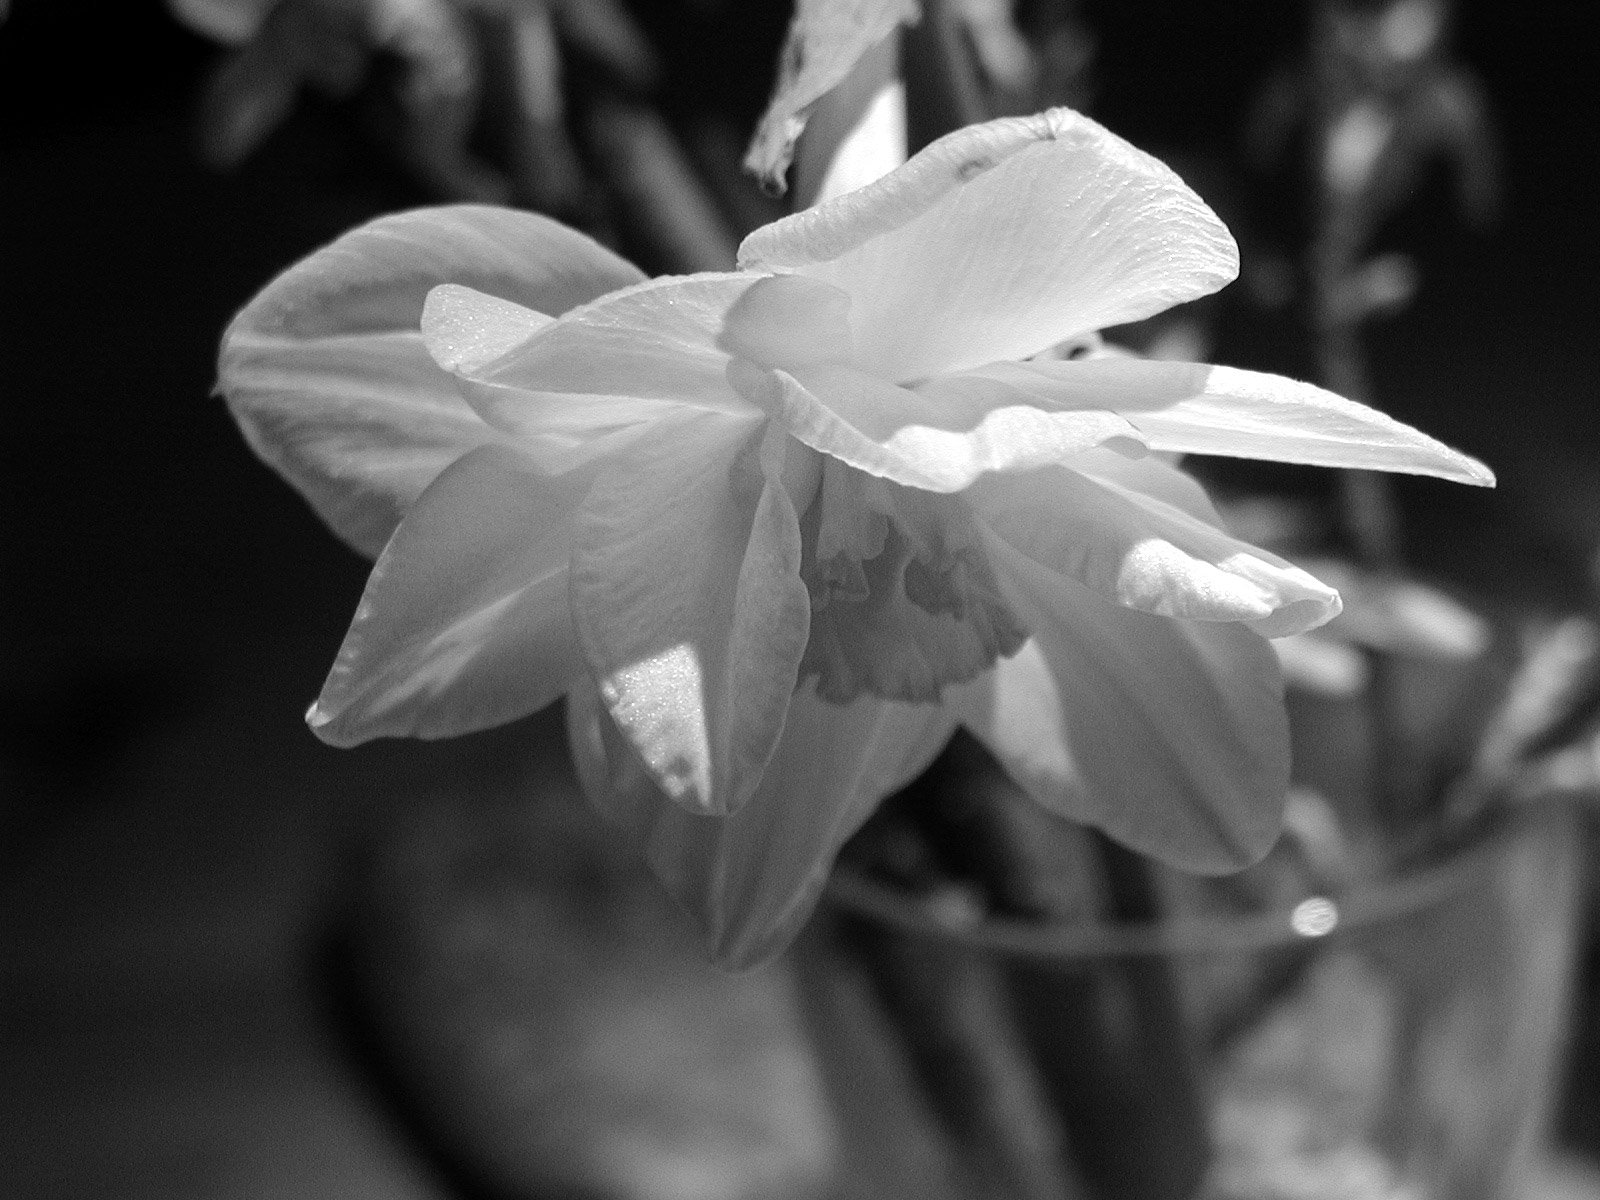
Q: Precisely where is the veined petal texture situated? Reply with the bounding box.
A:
[570,413,812,817]
[739,108,1237,382]
[454,274,761,439]
[220,205,644,554]
[763,363,1146,493]
[966,357,1494,485]
[308,444,591,745]
[970,463,1342,637]
[963,540,1291,872]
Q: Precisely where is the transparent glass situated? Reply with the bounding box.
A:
[799,805,1585,1200]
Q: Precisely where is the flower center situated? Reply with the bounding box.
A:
[796,458,1026,704]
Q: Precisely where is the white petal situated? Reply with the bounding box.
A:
[222,331,506,557]
[308,444,590,745]
[455,273,762,438]
[1063,444,1228,525]
[800,478,1027,703]
[422,284,553,373]
[570,413,811,816]
[970,464,1341,637]
[792,34,907,206]
[961,539,1291,872]
[749,363,1145,493]
[743,0,917,192]
[567,676,957,969]
[718,274,856,369]
[967,357,1494,485]
[220,205,644,554]
[739,108,1237,381]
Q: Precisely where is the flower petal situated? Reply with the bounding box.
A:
[962,357,1494,485]
[570,413,811,816]
[222,332,507,557]
[454,274,761,438]
[421,283,553,373]
[718,274,857,370]
[790,31,907,206]
[959,540,1291,872]
[739,107,1237,381]
[800,471,1028,703]
[742,0,916,192]
[567,676,958,969]
[220,205,644,554]
[1063,444,1227,524]
[308,444,590,746]
[746,362,1145,493]
[970,464,1341,637]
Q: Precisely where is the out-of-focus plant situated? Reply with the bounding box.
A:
[167,0,761,270]
[1247,0,1497,568]
[746,0,1093,196]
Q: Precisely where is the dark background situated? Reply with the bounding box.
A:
[2,1,1598,1197]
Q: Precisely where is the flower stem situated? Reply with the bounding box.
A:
[848,919,1093,1200]
[1007,832,1214,1200]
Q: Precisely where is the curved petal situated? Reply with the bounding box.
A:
[422,283,554,373]
[739,108,1237,381]
[969,464,1341,637]
[567,676,958,969]
[420,283,696,474]
[220,205,645,554]
[228,206,645,341]
[800,478,1027,703]
[959,539,1291,872]
[750,363,1145,493]
[458,274,761,438]
[570,413,811,817]
[743,0,915,192]
[222,332,507,557]
[1063,444,1228,525]
[791,32,907,206]
[962,358,1494,485]
[718,274,856,370]
[308,444,590,746]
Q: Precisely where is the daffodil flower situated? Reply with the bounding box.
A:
[220,107,1489,967]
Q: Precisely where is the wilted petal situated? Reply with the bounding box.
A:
[570,414,811,816]
[962,538,1290,872]
[567,676,958,969]
[457,274,761,438]
[970,464,1341,637]
[220,204,644,554]
[790,30,907,206]
[739,108,1237,381]
[743,0,917,192]
[751,362,1145,493]
[965,357,1494,485]
[308,444,589,745]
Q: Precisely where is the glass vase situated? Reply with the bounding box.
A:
[796,802,1585,1200]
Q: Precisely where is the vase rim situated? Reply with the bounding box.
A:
[822,805,1560,962]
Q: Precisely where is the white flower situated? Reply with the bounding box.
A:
[220,107,1489,966]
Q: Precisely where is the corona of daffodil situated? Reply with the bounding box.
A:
[220,108,1490,967]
